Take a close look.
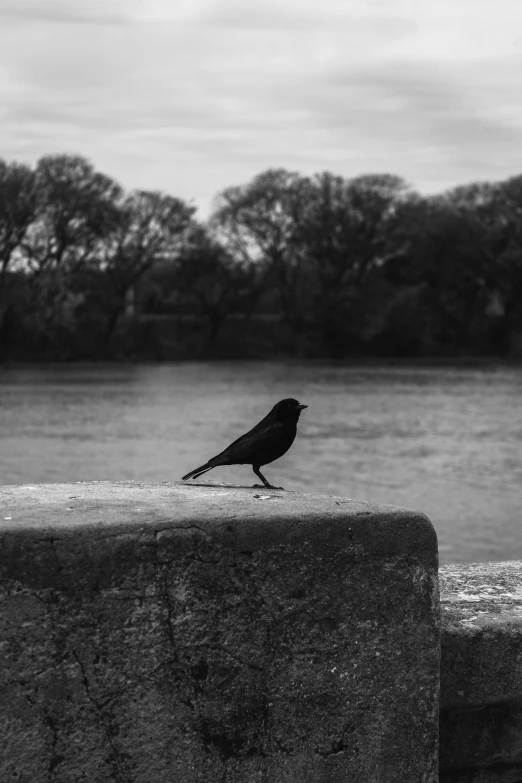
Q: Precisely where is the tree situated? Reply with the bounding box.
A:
[0,160,37,301]
[384,186,502,354]
[18,155,123,353]
[175,223,255,345]
[211,169,311,328]
[97,190,195,341]
[297,172,411,354]
[489,176,522,344]
[23,154,122,274]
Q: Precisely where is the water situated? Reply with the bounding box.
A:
[1,362,521,565]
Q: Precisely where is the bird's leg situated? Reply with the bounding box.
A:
[252,466,284,491]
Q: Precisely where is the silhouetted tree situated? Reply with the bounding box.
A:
[98,190,195,341]
[297,172,412,354]
[17,155,122,354]
[385,187,501,353]
[0,160,37,300]
[488,176,522,349]
[212,168,311,328]
[23,155,121,274]
[1,149,522,360]
[175,224,256,345]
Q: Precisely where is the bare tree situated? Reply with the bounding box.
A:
[211,168,311,328]
[0,160,37,299]
[297,172,411,353]
[99,190,195,340]
[176,223,256,344]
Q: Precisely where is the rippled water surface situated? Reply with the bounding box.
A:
[1,362,521,564]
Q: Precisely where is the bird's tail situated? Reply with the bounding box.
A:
[182,463,215,481]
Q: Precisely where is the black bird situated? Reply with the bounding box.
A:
[182,398,308,490]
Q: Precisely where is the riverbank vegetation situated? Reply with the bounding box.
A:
[1,155,521,360]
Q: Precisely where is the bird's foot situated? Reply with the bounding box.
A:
[252,484,284,491]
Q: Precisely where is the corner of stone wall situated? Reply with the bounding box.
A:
[440,562,522,783]
[1,481,440,783]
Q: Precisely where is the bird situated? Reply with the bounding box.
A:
[182,398,308,490]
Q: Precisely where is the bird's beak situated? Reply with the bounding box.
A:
[297,403,308,410]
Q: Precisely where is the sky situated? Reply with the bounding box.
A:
[1,0,522,215]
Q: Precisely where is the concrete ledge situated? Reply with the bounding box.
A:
[0,481,439,783]
[440,562,522,783]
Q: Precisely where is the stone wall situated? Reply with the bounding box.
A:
[440,562,522,783]
[0,481,440,783]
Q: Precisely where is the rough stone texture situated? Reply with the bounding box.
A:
[440,562,522,783]
[0,481,439,783]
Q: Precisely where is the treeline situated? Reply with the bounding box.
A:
[1,155,521,360]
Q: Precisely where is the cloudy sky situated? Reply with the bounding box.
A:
[1,0,522,214]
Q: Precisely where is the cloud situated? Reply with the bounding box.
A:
[1,0,522,214]
[0,0,130,25]
[245,56,522,193]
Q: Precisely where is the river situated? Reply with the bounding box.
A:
[1,361,521,565]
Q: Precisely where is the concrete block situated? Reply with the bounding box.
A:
[440,562,522,783]
[0,481,439,782]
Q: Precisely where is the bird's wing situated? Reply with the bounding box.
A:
[211,415,284,465]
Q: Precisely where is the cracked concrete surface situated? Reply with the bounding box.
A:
[440,562,522,782]
[0,481,439,782]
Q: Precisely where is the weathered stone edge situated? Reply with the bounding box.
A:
[440,561,522,709]
[0,481,438,568]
